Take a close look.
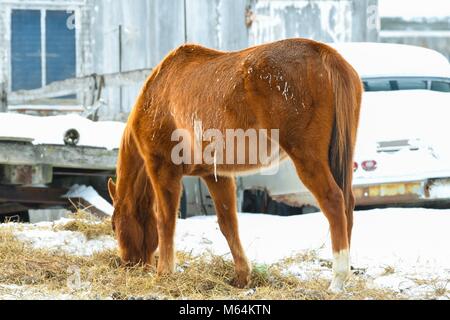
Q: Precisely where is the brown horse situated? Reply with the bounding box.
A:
[108,38,362,292]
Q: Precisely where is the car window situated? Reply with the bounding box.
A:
[364,78,450,92]
[363,80,392,91]
[397,79,427,90]
[431,81,450,92]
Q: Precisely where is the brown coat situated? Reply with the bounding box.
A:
[108,38,362,288]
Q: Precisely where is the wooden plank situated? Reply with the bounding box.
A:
[0,136,34,143]
[0,82,7,112]
[0,142,118,171]
[7,69,152,105]
[0,185,68,205]
[66,198,110,219]
[0,203,29,215]
[53,168,114,177]
[103,68,152,87]
[0,164,53,185]
[9,76,94,104]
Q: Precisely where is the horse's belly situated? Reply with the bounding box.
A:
[216,149,289,176]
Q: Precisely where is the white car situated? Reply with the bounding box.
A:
[181,43,450,217]
[351,89,450,207]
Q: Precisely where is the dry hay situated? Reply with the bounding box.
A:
[0,216,402,300]
[54,211,114,240]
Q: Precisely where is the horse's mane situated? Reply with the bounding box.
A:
[116,125,154,215]
[113,124,158,264]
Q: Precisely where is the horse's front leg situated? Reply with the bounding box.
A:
[145,161,183,276]
[143,206,159,267]
[202,175,252,288]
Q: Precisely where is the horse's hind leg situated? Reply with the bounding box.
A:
[290,155,350,292]
[202,175,251,288]
[144,160,183,275]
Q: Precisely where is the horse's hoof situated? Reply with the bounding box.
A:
[231,278,249,289]
[157,262,176,276]
[121,259,143,268]
[231,272,251,289]
[328,278,345,293]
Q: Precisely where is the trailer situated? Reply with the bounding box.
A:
[0,127,118,221]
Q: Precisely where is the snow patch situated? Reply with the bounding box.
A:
[0,113,125,150]
[64,185,114,216]
[14,228,116,257]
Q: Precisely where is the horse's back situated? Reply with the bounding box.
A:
[128,39,360,175]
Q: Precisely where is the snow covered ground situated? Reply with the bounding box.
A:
[2,208,450,300]
[176,208,450,299]
[0,113,125,150]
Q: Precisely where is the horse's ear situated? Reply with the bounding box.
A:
[108,178,116,201]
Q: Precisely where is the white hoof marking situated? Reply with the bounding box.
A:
[329,249,351,293]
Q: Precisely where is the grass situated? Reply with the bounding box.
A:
[54,211,114,240]
[413,277,450,299]
[382,265,396,276]
[0,214,402,300]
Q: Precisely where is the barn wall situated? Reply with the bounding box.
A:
[185,0,249,50]
[381,17,450,60]
[0,0,379,120]
[90,0,186,120]
[90,0,378,121]
[247,0,354,44]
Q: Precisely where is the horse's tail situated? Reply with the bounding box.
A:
[320,47,362,212]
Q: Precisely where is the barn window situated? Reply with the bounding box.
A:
[11,10,42,91]
[11,9,76,93]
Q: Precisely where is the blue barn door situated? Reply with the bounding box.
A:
[11,9,76,96]
[11,10,42,91]
[45,10,76,84]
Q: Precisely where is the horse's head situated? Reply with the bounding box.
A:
[108,176,144,264]
[107,176,139,244]
[107,171,158,266]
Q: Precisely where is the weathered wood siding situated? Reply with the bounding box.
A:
[0,0,378,120]
[381,16,450,60]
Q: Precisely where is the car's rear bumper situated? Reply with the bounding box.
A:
[353,177,450,206]
[268,177,450,209]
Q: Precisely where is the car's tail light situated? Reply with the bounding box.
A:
[353,162,358,172]
[362,160,377,171]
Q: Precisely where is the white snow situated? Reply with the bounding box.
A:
[176,209,450,298]
[176,209,450,267]
[0,113,125,150]
[330,42,450,78]
[2,208,450,299]
[379,0,450,19]
[380,30,450,38]
[14,228,116,257]
[64,185,114,216]
[0,284,76,300]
